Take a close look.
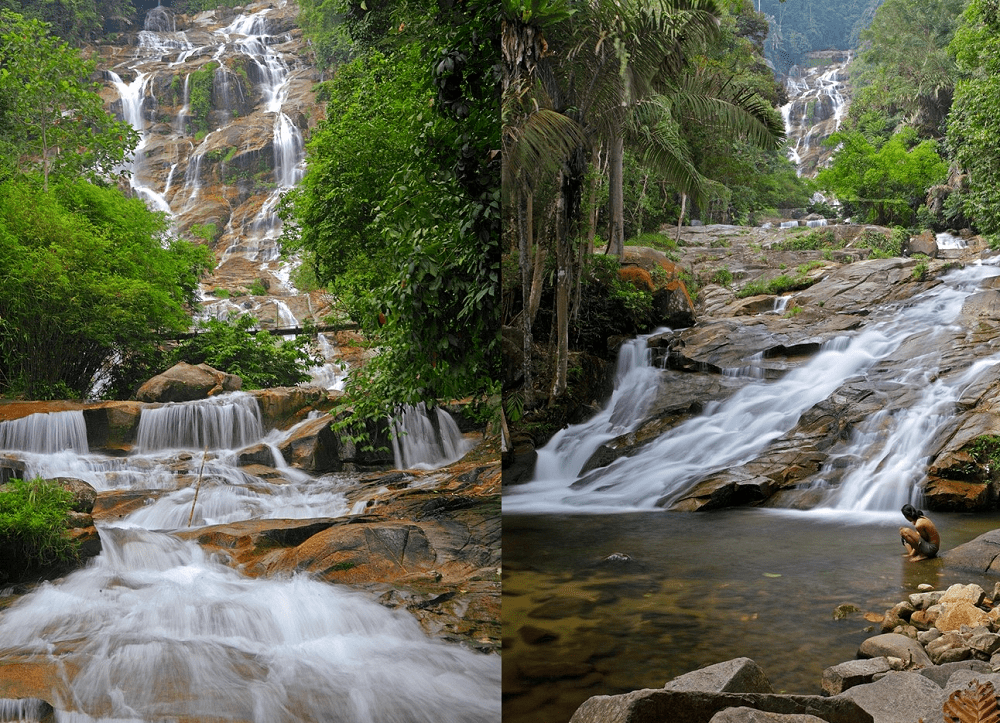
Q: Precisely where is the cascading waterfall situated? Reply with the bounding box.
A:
[504,262,1000,514]
[0,527,498,721]
[0,410,89,455]
[0,393,499,719]
[781,53,852,176]
[391,403,474,470]
[135,392,264,452]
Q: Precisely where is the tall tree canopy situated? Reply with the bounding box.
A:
[0,11,139,189]
[285,0,499,422]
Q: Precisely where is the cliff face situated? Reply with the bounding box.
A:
[782,51,852,177]
[91,0,331,330]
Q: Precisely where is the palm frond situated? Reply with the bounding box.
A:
[503,107,587,193]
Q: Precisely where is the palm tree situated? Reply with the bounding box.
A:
[503,0,785,403]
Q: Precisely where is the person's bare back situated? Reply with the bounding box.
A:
[900,504,939,561]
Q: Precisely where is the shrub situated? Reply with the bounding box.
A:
[0,478,79,580]
[171,313,323,389]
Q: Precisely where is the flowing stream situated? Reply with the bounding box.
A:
[504,260,1000,723]
[0,399,497,720]
[505,260,1000,515]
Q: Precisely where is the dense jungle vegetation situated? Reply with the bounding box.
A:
[501,0,1000,435]
[283,0,499,425]
[0,0,499,436]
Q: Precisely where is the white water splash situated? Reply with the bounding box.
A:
[0,410,89,454]
[391,404,474,470]
[0,528,500,721]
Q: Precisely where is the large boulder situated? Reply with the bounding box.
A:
[664,657,772,694]
[568,688,872,723]
[857,633,933,668]
[833,671,943,723]
[135,363,241,403]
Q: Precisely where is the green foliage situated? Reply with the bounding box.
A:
[247,279,268,297]
[0,0,135,44]
[861,228,904,258]
[567,254,654,354]
[0,477,78,580]
[946,0,1000,235]
[817,128,948,226]
[0,178,214,399]
[171,314,322,389]
[711,268,734,287]
[776,228,839,251]
[736,272,817,298]
[0,11,139,188]
[847,0,963,141]
[187,62,218,135]
[286,0,499,430]
[912,259,929,281]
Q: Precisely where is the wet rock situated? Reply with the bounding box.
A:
[135,362,241,403]
[904,230,938,258]
[708,710,826,723]
[941,528,1000,574]
[663,657,773,694]
[568,688,872,723]
[48,477,98,513]
[821,658,891,695]
[833,671,943,723]
[857,633,932,668]
[249,386,335,430]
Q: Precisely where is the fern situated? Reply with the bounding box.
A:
[943,680,1000,723]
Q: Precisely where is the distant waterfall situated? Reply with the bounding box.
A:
[781,52,852,176]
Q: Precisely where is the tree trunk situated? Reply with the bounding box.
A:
[607,134,625,258]
[586,144,603,254]
[528,243,546,326]
[518,188,535,408]
[550,148,586,403]
[676,192,687,243]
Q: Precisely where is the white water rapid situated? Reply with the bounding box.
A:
[0,395,499,720]
[504,261,1000,516]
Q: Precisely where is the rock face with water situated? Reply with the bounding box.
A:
[505,223,1000,516]
[782,51,851,176]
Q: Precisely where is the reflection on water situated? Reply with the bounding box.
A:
[502,509,1000,723]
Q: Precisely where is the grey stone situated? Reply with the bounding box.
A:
[834,671,944,723]
[664,657,773,694]
[942,669,1000,698]
[568,689,873,723]
[822,658,892,695]
[858,633,933,668]
[919,660,992,688]
[708,708,827,723]
[967,628,1000,657]
[909,591,943,610]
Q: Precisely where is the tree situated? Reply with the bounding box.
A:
[946,0,1000,235]
[0,11,138,190]
[285,0,499,425]
[848,0,963,141]
[816,127,948,226]
[0,179,213,399]
[502,0,783,402]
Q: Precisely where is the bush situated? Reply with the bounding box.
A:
[171,313,323,389]
[0,478,79,580]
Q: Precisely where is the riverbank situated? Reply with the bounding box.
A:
[502,510,1000,723]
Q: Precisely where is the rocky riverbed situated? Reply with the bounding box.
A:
[565,528,1000,723]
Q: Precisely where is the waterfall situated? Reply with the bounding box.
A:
[135,392,264,452]
[781,53,852,176]
[0,527,500,721]
[0,410,89,455]
[391,404,474,470]
[505,262,1000,514]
